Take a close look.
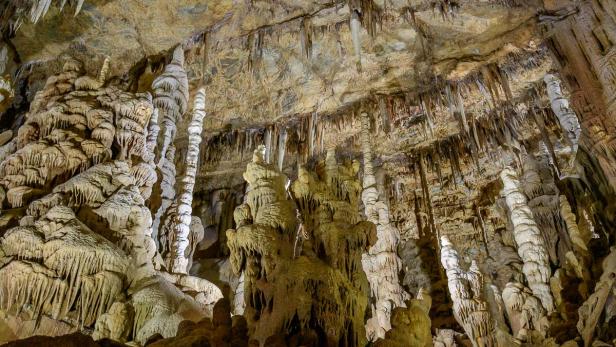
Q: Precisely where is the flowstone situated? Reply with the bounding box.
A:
[227,146,375,346]
[0,57,221,344]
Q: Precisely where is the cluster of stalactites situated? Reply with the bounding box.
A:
[0,0,87,35]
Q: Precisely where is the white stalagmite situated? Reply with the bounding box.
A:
[145,109,160,162]
[500,166,554,312]
[359,112,409,340]
[501,282,548,341]
[154,46,188,164]
[166,88,206,274]
[544,74,581,159]
[440,236,496,347]
[152,45,189,241]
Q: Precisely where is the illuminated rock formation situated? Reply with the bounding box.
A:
[500,166,554,313]
[501,281,549,341]
[2,1,616,346]
[161,87,206,274]
[0,60,221,344]
[440,235,497,347]
[360,112,409,340]
[577,247,616,347]
[373,289,432,347]
[544,74,581,163]
[152,45,189,246]
[227,146,375,346]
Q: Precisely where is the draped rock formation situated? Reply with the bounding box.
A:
[440,235,496,347]
[360,112,409,340]
[500,166,554,313]
[0,57,221,344]
[227,146,375,346]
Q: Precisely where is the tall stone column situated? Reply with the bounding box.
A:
[500,166,554,312]
[359,112,409,340]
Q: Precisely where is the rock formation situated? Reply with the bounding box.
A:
[161,87,206,274]
[360,112,409,340]
[151,45,189,248]
[226,146,375,346]
[373,289,432,347]
[440,235,497,347]
[0,57,221,344]
[500,166,554,313]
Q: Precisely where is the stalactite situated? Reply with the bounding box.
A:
[299,17,312,60]
[277,127,287,171]
[544,74,582,169]
[264,126,272,164]
[350,9,362,72]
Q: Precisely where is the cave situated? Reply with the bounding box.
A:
[0,1,615,347]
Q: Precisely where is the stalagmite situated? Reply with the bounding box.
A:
[151,45,189,243]
[74,56,110,91]
[577,247,616,347]
[226,146,374,346]
[373,289,432,347]
[501,282,549,341]
[440,235,496,347]
[164,88,207,274]
[154,46,188,164]
[500,166,554,312]
[360,112,409,340]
